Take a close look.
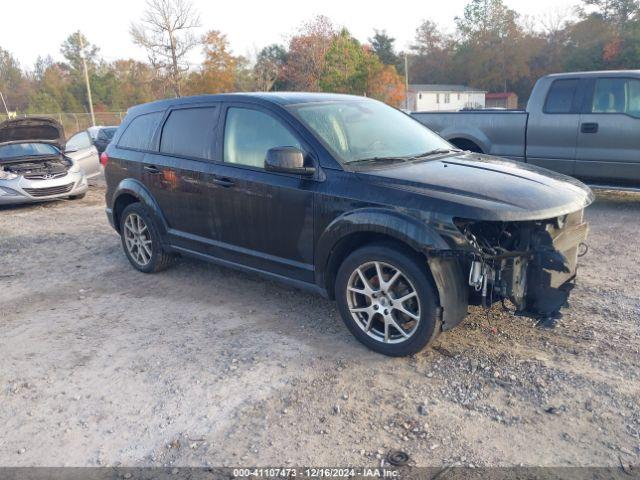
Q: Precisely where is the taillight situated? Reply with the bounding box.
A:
[100,152,109,167]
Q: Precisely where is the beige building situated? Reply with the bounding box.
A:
[407,84,486,112]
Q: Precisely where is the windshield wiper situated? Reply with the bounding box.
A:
[410,148,462,159]
[347,148,462,165]
[346,156,410,165]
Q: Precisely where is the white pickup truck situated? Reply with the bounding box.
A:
[411,70,640,188]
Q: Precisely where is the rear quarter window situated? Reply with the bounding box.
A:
[118,112,163,151]
[544,79,579,114]
[160,107,219,160]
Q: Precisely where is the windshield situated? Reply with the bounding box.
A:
[0,142,59,159]
[289,99,452,164]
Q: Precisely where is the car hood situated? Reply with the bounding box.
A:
[359,153,594,221]
[0,117,65,149]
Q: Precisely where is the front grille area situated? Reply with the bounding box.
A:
[23,171,68,180]
[23,183,74,197]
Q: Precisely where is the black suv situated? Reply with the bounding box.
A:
[104,93,593,356]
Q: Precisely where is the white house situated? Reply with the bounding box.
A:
[407,84,486,112]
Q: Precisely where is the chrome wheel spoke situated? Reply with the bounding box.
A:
[356,268,375,295]
[394,291,417,304]
[141,242,152,258]
[387,315,410,338]
[382,269,401,291]
[394,305,420,321]
[348,285,370,297]
[364,313,375,332]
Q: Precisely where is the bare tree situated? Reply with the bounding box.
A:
[130,0,200,97]
[539,7,574,36]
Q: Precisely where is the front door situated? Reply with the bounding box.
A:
[526,77,582,175]
[575,76,640,184]
[202,104,316,283]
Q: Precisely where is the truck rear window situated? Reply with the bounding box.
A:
[544,79,578,114]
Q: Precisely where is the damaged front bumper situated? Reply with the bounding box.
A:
[430,209,589,324]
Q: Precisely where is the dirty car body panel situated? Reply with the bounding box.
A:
[0,117,88,205]
[104,93,593,339]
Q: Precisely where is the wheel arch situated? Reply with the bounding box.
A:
[439,128,489,154]
[316,208,468,330]
[111,179,168,237]
[448,137,484,153]
[316,208,447,296]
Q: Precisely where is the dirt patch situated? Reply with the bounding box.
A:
[0,185,638,467]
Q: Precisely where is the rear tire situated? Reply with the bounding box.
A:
[335,244,441,357]
[119,203,175,273]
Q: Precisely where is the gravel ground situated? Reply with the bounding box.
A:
[0,183,638,468]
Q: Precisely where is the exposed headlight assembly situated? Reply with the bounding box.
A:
[0,168,18,180]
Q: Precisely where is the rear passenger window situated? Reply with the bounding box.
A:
[544,79,578,114]
[118,112,163,150]
[160,107,219,160]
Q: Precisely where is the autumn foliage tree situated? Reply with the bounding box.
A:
[319,30,405,106]
[285,15,335,91]
[185,30,238,94]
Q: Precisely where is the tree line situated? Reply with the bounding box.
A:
[0,0,638,116]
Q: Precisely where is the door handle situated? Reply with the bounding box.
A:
[581,122,599,133]
[209,176,234,188]
[144,165,162,174]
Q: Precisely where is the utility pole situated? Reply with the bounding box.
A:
[78,32,96,126]
[404,53,409,110]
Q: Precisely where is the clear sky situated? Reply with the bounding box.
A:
[3,0,578,68]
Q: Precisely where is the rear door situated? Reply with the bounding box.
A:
[141,103,221,247]
[525,78,582,175]
[575,76,640,183]
[65,130,101,178]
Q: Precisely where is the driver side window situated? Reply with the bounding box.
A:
[591,78,640,117]
[223,107,301,168]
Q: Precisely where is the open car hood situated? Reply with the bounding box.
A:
[0,117,65,149]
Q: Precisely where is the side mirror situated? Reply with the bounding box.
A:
[265,147,315,176]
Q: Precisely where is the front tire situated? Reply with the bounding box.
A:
[335,244,440,357]
[119,203,174,273]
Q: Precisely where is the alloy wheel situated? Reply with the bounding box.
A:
[346,261,421,344]
[123,213,153,267]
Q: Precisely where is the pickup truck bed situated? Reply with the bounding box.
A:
[411,111,528,160]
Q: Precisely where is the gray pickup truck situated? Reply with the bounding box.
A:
[412,70,640,187]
